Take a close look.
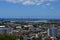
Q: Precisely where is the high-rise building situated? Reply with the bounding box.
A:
[47,24,58,37]
[49,27,58,37]
[57,29,60,37]
[48,27,58,37]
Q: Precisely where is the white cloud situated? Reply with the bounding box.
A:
[1,0,59,9]
[22,1,35,5]
[46,3,51,6]
[4,0,58,5]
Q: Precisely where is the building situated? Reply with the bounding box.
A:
[0,28,13,34]
[49,27,58,37]
[57,29,60,37]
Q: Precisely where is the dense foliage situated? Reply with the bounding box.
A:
[0,34,18,40]
[56,36,60,40]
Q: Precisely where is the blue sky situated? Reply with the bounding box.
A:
[0,0,60,19]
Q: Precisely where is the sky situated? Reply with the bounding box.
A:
[0,0,60,19]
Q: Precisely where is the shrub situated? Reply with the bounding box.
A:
[0,34,18,40]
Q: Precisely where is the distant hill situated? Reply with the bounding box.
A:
[0,18,60,21]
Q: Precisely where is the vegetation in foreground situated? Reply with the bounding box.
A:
[0,34,18,40]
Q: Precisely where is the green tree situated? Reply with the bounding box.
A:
[0,34,18,40]
[56,36,60,40]
[19,35,23,40]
